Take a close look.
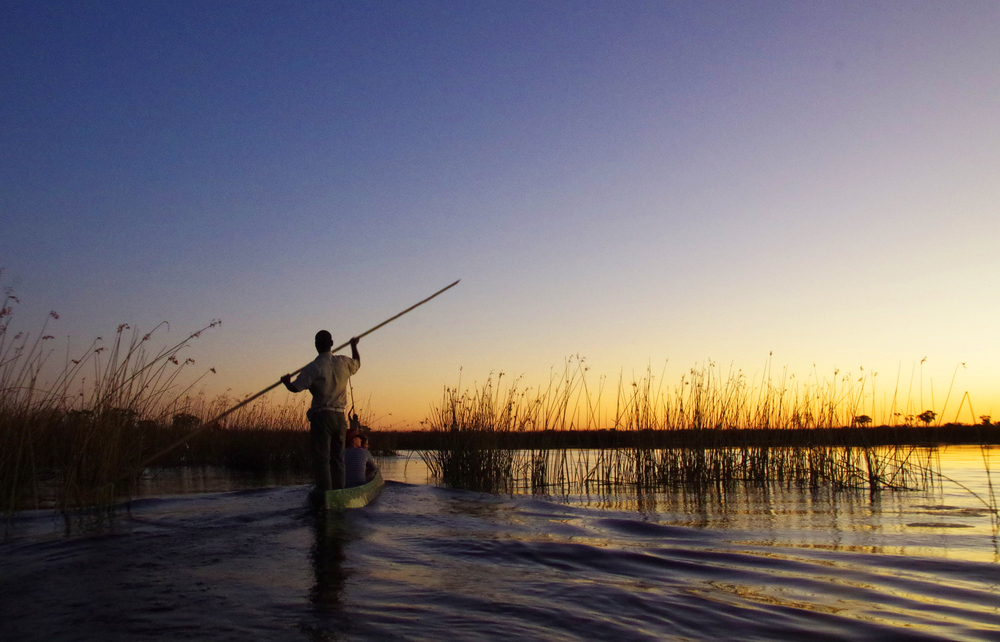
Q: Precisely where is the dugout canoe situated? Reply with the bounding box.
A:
[323,471,384,510]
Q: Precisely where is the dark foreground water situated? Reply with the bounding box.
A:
[2,447,998,641]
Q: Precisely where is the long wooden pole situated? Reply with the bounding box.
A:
[137,279,460,470]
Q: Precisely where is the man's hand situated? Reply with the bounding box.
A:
[350,337,360,364]
[350,337,360,348]
[280,374,296,392]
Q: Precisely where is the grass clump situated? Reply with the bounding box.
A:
[420,375,521,493]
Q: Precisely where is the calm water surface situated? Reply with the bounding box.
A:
[2,446,997,640]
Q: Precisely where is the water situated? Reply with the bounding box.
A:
[2,446,997,640]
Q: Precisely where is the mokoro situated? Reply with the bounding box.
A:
[323,471,384,510]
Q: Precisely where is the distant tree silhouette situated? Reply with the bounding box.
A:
[917,410,936,426]
[852,415,872,427]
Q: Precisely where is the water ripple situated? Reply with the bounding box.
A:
[2,477,998,640]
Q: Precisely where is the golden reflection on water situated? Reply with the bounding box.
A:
[377,445,999,564]
[133,446,997,564]
[702,582,847,615]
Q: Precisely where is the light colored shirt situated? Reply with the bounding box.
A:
[344,447,378,487]
[290,352,360,410]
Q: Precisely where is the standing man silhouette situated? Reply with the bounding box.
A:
[281,331,360,501]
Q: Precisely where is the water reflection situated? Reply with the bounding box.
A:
[137,466,311,496]
[4,451,998,640]
[308,512,350,612]
[125,447,996,565]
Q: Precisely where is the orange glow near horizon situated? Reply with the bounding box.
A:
[208,350,998,431]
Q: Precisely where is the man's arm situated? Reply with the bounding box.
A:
[280,374,297,392]
[350,336,360,366]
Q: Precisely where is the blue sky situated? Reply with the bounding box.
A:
[3,1,998,426]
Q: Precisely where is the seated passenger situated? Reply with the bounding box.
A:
[344,434,378,487]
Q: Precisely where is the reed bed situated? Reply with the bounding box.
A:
[0,294,224,511]
[0,287,406,513]
[516,444,935,496]
[147,397,390,471]
[420,360,962,497]
[420,376,521,493]
[147,396,312,471]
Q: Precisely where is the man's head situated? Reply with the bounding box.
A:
[315,330,333,353]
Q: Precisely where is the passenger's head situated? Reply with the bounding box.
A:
[315,330,333,353]
[350,433,362,447]
[359,435,369,449]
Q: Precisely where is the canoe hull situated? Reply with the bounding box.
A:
[323,471,384,510]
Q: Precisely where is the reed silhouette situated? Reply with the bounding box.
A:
[0,283,228,511]
[419,360,996,500]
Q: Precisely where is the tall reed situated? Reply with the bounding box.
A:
[420,360,947,496]
[0,288,221,512]
[420,374,522,493]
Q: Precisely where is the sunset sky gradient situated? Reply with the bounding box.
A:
[3,1,998,427]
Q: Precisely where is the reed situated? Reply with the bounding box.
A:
[419,361,959,496]
[0,287,223,512]
[505,444,933,496]
[0,294,390,513]
[419,375,522,493]
[982,445,999,529]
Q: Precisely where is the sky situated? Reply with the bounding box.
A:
[2,1,998,428]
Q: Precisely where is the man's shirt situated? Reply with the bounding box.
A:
[290,352,360,410]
